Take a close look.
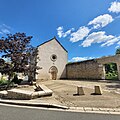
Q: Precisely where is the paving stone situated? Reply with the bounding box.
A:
[107,108,115,112]
[76,107,84,110]
[69,107,76,110]
[85,111,110,114]
[99,108,112,111]
[92,107,100,111]
[84,107,93,111]
[109,112,120,115]
[113,108,120,112]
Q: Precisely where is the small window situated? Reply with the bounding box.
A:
[51,54,57,61]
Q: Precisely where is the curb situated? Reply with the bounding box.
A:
[68,107,120,115]
[0,99,68,109]
[0,99,120,114]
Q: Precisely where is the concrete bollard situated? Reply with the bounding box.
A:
[77,86,85,95]
[94,85,102,95]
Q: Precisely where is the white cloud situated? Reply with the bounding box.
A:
[1,29,10,34]
[115,39,120,48]
[115,45,120,49]
[63,29,74,37]
[117,40,120,45]
[108,1,120,13]
[70,26,90,42]
[0,24,11,34]
[57,9,118,48]
[101,36,120,47]
[57,26,63,38]
[57,26,74,38]
[88,14,114,29]
[81,31,119,47]
[70,56,94,62]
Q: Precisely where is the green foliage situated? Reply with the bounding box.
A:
[105,63,118,80]
[105,63,117,73]
[0,76,9,85]
[116,48,120,55]
[11,74,22,84]
[0,33,33,78]
[106,73,118,80]
[0,33,40,82]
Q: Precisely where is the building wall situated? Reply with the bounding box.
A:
[96,55,120,80]
[66,55,120,80]
[36,38,68,80]
[66,60,102,79]
[35,37,120,80]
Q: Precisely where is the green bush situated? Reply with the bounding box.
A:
[0,76,9,85]
[105,63,118,80]
[105,72,118,80]
[11,74,22,84]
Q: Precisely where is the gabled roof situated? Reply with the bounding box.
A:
[37,37,68,53]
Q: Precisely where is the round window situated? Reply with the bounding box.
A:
[51,54,57,61]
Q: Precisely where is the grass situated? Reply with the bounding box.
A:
[0,76,9,86]
[105,72,118,80]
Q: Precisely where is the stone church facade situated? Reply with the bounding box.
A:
[36,37,67,80]
[36,37,120,80]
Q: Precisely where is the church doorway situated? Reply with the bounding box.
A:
[49,66,58,80]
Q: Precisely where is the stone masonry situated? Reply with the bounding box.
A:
[66,59,102,79]
[66,55,120,80]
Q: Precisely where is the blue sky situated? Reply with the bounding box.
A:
[0,0,120,62]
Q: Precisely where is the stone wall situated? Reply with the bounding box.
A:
[66,55,120,80]
[96,55,120,80]
[66,59,102,79]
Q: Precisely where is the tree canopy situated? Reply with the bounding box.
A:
[116,48,120,55]
[0,32,39,82]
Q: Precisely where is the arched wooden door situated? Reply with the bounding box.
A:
[49,66,58,80]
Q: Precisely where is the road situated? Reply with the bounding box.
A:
[0,103,120,120]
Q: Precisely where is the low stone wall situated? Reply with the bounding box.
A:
[7,89,33,100]
[66,59,102,80]
[66,55,120,80]
[0,84,53,100]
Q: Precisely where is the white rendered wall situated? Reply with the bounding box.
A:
[36,38,68,80]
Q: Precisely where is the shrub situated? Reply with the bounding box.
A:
[0,76,9,85]
[11,74,23,84]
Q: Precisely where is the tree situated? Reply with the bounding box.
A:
[27,48,41,83]
[0,32,39,83]
[105,63,118,80]
[116,48,120,55]
[0,59,13,80]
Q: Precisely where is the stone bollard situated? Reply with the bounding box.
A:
[94,85,102,95]
[77,86,85,95]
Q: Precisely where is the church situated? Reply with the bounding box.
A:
[36,37,120,81]
[36,37,68,80]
